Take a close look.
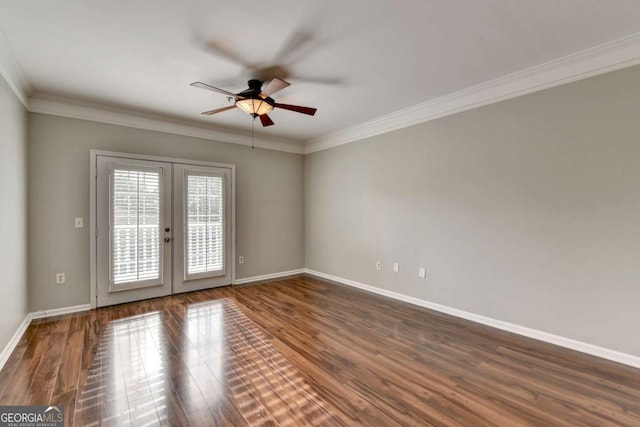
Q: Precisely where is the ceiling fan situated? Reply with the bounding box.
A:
[190,77,316,127]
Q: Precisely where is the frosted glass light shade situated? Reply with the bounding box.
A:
[236,98,274,117]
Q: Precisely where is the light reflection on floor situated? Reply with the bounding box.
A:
[76,299,340,426]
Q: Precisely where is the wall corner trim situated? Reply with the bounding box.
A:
[304,32,640,154]
[304,269,640,370]
[234,268,306,285]
[0,304,92,371]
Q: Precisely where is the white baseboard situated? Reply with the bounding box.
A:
[0,303,92,371]
[0,315,32,372]
[304,269,640,370]
[30,304,92,320]
[4,274,639,371]
[234,269,306,285]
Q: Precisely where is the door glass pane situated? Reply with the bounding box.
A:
[112,168,161,285]
[186,174,224,276]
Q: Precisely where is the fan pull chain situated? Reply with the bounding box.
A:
[251,117,255,149]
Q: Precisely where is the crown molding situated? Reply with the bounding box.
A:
[28,95,305,154]
[0,29,31,107]
[305,32,640,154]
[5,27,640,155]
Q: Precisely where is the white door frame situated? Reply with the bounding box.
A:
[89,149,236,309]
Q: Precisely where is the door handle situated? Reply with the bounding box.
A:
[164,237,172,243]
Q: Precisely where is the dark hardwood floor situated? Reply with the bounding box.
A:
[1,274,639,426]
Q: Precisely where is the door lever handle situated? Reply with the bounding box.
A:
[164,237,172,243]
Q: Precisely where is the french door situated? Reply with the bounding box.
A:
[173,163,232,294]
[95,154,233,307]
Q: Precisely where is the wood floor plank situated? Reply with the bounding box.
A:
[222,300,341,426]
[0,320,54,405]
[0,322,39,398]
[162,302,254,426]
[0,274,639,426]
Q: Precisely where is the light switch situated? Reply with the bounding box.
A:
[75,217,84,228]
[393,262,399,273]
[418,267,426,279]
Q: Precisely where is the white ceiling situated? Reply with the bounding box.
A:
[2,0,640,147]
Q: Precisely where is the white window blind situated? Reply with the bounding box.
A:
[186,173,224,276]
[111,167,162,285]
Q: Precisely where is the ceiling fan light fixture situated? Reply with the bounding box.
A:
[236,97,274,117]
[191,78,315,126]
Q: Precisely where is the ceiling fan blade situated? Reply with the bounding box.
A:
[273,103,317,116]
[275,31,314,64]
[259,114,274,127]
[261,77,291,97]
[288,74,343,85]
[201,105,236,115]
[190,81,236,97]
[254,66,290,84]
[203,40,254,68]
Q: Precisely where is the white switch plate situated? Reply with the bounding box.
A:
[238,256,245,264]
[56,273,66,284]
[418,267,426,279]
[74,217,84,228]
[376,261,382,271]
[393,262,399,273]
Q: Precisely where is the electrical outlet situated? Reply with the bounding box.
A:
[393,262,399,273]
[74,217,84,228]
[238,256,245,264]
[376,261,382,271]
[418,267,426,279]
[56,273,66,284]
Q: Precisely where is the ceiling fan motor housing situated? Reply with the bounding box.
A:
[247,79,263,91]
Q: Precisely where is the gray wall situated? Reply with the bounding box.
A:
[306,65,640,357]
[29,114,304,311]
[0,75,28,350]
